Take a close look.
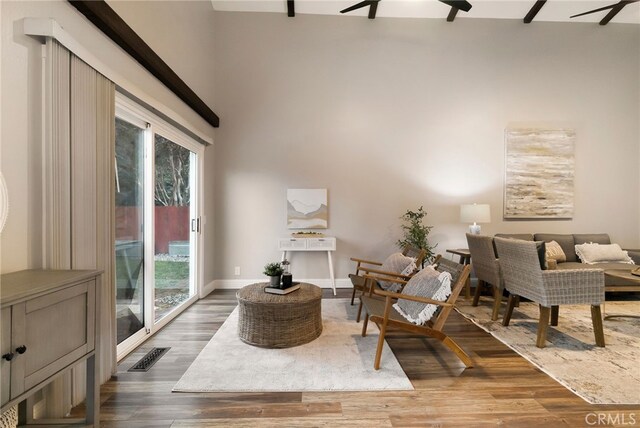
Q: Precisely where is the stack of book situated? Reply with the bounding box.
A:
[264,282,300,295]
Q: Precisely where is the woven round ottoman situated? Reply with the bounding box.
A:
[236,282,323,348]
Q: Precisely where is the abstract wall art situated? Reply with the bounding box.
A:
[287,188,328,229]
[504,128,575,219]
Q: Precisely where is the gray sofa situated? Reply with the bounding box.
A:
[494,233,640,290]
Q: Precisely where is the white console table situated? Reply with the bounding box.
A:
[278,237,337,295]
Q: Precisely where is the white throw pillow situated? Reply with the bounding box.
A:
[393,266,452,325]
[378,252,417,292]
[575,243,635,265]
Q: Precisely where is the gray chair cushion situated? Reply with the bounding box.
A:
[534,234,577,262]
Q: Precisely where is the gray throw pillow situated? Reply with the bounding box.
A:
[378,252,416,292]
[535,241,547,270]
[393,266,452,325]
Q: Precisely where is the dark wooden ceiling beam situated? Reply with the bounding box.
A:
[523,0,547,23]
[600,0,631,25]
[68,0,219,128]
[368,1,379,19]
[287,0,295,17]
[446,7,459,22]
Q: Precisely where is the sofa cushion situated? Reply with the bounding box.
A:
[574,233,611,246]
[628,250,640,265]
[494,233,534,241]
[555,262,587,270]
[492,234,534,256]
[534,234,577,262]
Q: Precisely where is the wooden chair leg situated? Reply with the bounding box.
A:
[591,305,605,347]
[350,286,357,305]
[550,306,559,326]
[536,305,551,348]
[472,279,483,306]
[356,299,364,323]
[502,294,517,326]
[373,323,387,370]
[442,336,473,368]
[465,277,471,300]
[373,300,393,370]
[361,313,369,337]
[491,285,502,321]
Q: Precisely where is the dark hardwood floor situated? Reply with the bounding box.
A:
[79,289,639,427]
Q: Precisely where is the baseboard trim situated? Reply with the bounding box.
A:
[211,278,353,290]
[203,278,474,294]
[200,280,216,298]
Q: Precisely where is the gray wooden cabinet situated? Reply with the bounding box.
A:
[0,269,101,425]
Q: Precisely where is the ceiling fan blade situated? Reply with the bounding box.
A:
[439,0,472,13]
[600,0,640,24]
[572,0,640,18]
[570,3,618,18]
[340,0,375,14]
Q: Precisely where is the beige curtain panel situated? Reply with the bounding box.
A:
[40,39,116,418]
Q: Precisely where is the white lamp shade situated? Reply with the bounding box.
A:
[460,204,491,224]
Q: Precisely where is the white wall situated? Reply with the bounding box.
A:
[106,0,218,287]
[0,0,217,276]
[2,3,638,285]
[212,12,640,282]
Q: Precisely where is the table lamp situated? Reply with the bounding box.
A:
[460,203,491,235]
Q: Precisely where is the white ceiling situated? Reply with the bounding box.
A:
[211,0,640,24]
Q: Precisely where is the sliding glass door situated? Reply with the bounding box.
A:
[115,117,146,346]
[115,95,202,359]
[154,134,197,321]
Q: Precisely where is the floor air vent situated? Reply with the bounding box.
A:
[128,347,170,372]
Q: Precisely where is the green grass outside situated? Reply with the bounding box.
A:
[155,260,189,289]
[115,257,189,290]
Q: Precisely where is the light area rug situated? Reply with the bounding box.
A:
[173,298,413,392]
[456,299,640,405]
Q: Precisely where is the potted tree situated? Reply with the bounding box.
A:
[397,206,437,267]
[263,262,284,287]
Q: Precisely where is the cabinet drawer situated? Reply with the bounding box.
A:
[306,238,336,251]
[11,279,95,396]
[278,238,307,250]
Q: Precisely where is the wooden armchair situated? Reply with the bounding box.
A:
[349,245,426,306]
[360,257,473,370]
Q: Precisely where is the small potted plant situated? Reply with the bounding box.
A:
[263,262,284,287]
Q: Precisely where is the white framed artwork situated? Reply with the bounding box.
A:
[287,188,328,229]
